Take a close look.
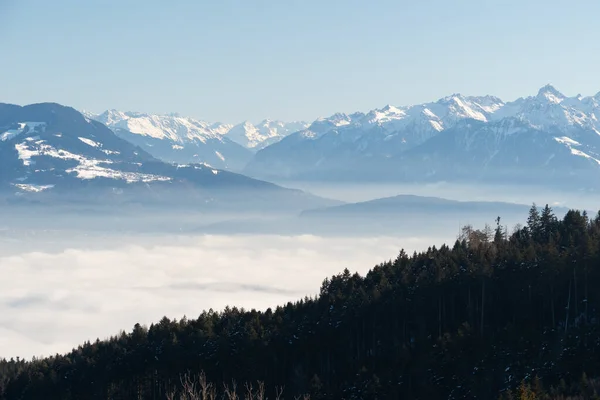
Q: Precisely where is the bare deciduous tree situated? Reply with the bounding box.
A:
[244,382,254,400]
[224,380,239,400]
[198,371,216,400]
[181,372,200,400]
[166,371,306,399]
[275,385,285,400]
[256,381,265,400]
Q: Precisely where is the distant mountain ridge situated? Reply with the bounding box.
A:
[0,103,337,212]
[300,194,572,221]
[86,110,308,170]
[244,85,600,189]
[88,110,251,171]
[29,84,600,190]
[226,119,309,150]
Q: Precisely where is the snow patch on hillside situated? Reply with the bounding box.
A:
[1,122,46,142]
[13,183,54,192]
[14,140,171,183]
[78,137,100,147]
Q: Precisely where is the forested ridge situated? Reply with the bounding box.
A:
[3,205,600,399]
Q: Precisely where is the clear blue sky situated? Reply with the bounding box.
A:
[1,0,599,123]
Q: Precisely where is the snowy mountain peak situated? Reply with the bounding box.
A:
[226,119,309,150]
[537,84,565,104]
[380,104,402,113]
[87,109,308,155]
[84,110,254,170]
[96,109,130,125]
[316,112,352,125]
[467,95,505,113]
[432,94,491,122]
[437,93,465,104]
[208,122,233,136]
[366,105,406,124]
[91,110,223,143]
[245,85,600,185]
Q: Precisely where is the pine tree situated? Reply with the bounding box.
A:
[527,203,540,238]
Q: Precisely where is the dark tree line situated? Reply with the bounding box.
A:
[3,205,600,399]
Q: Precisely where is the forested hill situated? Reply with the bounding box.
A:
[2,205,600,399]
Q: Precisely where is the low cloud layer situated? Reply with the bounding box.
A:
[0,234,449,359]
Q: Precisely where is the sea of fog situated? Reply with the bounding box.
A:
[1,181,595,360]
[0,231,452,360]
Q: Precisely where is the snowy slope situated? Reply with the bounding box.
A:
[491,85,600,134]
[89,110,252,171]
[244,85,600,188]
[94,110,224,142]
[0,103,338,211]
[89,111,307,168]
[225,119,309,150]
[0,103,162,191]
[245,94,505,179]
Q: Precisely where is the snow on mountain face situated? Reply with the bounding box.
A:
[296,113,363,140]
[279,94,505,148]
[1,122,47,142]
[244,94,507,179]
[92,110,306,151]
[88,110,253,171]
[0,103,340,212]
[490,85,600,134]
[245,85,600,187]
[14,136,169,183]
[209,122,234,136]
[553,136,600,165]
[88,110,307,168]
[225,119,309,150]
[0,103,174,193]
[537,84,566,104]
[93,110,223,143]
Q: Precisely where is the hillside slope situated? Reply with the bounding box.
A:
[2,206,599,399]
[0,103,336,212]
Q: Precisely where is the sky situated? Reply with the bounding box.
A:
[1,0,600,123]
[0,234,447,359]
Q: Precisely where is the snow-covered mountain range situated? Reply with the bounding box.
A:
[226,120,309,150]
[5,84,600,196]
[245,85,600,188]
[0,103,336,211]
[85,110,308,170]
[87,110,251,171]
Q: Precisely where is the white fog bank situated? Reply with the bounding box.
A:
[0,234,450,360]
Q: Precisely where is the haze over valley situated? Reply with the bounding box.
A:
[3,1,600,398]
[1,93,597,362]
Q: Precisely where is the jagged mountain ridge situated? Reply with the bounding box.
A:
[226,119,309,150]
[89,110,252,171]
[244,94,507,179]
[0,103,337,211]
[244,85,600,187]
[87,110,308,169]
